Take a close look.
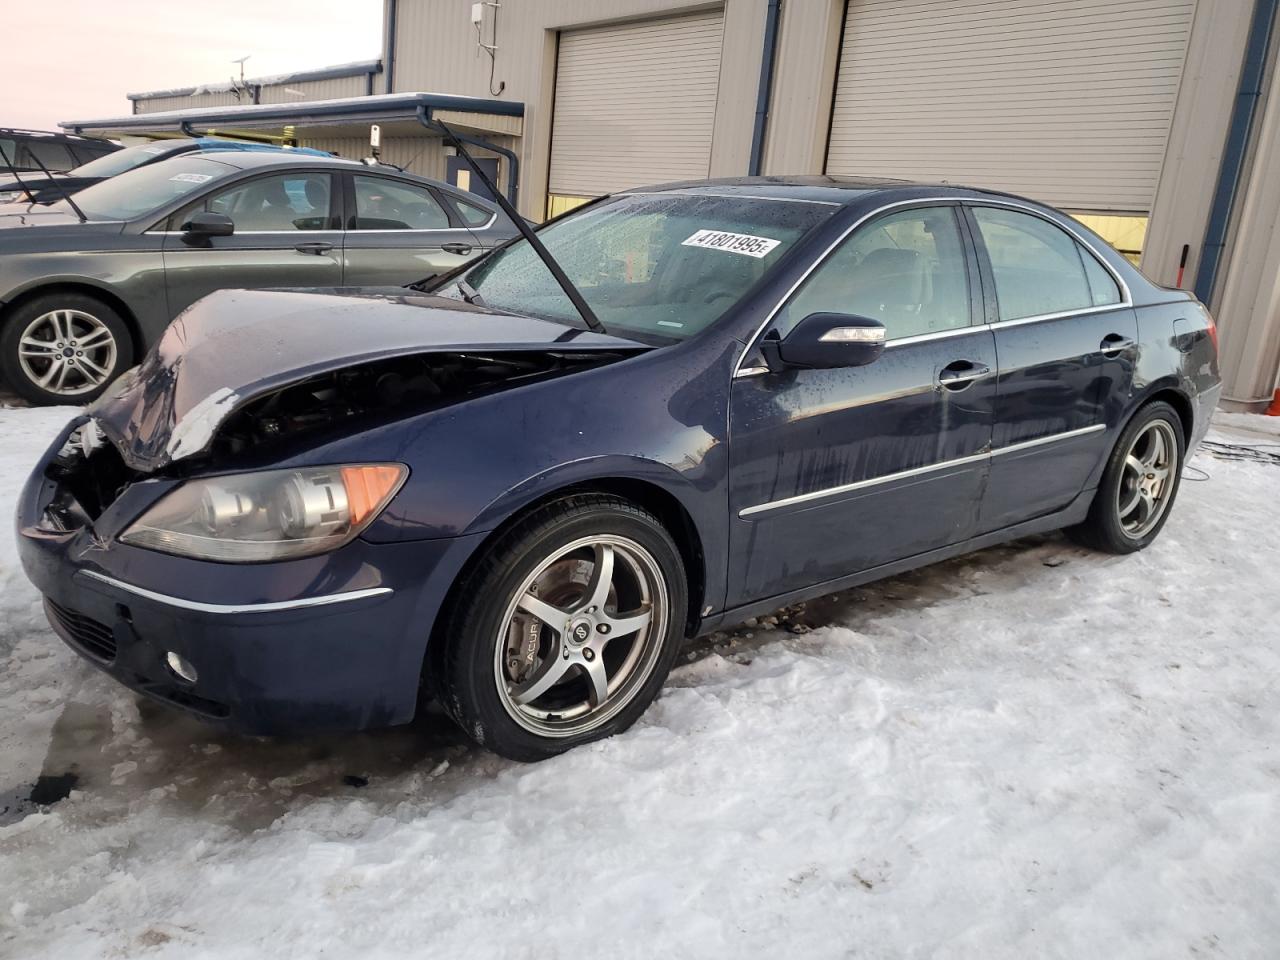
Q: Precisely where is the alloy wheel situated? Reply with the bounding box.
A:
[16,308,118,397]
[493,534,669,738]
[1116,419,1179,539]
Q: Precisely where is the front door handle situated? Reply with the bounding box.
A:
[295,241,334,256]
[1099,333,1136,356]
[441,242,473,255]
[937,359,991,391]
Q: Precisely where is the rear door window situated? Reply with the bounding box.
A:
[971,207,1121,320]
[351,176,451,230]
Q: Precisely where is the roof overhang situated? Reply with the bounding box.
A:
[60,92,525,142]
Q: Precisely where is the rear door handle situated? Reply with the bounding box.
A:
[295,241,333,256]
[441,242,473,255]
[1099,333,1136,356]
[937,359,991,391]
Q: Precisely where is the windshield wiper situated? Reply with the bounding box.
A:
[456,279,485,306]
[427,117,606,336]
[0,142,39,210]
[20,150,89,223]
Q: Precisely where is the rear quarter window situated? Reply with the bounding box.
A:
[451,195,495,227]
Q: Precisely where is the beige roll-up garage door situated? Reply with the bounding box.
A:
[548,10,724,205]
[826,0,1196,212]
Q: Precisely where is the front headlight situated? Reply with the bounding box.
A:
[120,464,407,562]
[0,191,24,203]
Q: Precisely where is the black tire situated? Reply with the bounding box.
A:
[0,292,133,405]
[432,493,688,762]
[1068,400,1186,554]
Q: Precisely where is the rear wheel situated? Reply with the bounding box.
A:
[0,293,133,405]
[433,494,687,762]
[1068,401,1185,553]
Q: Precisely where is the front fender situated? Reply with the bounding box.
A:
[463,454,706,534]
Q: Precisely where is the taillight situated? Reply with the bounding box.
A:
[1206,312,1219,352]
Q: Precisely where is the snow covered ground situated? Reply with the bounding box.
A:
[1,404,1278,959]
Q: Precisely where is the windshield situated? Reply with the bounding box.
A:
[444,192,833,342]
[68,141,182,179]
[70,156,237,221]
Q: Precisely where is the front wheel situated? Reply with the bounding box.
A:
[1068,401,1186,554]
[432,494,688,762]
[0,293,133,405]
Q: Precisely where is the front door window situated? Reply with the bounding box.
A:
[775,206,972,341]
[202,173,333,232]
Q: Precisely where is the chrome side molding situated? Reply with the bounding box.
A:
[78,570,392,615]
[739,423,1106,518]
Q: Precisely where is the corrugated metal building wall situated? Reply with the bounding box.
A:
[382,0,1278,404]
[128,61,381,116]
[388,0,765,220]
[258,74,371,104]
[107,0,1280,404]
[548,10,726,198]
[133,90,245,115]
[825,0,1196,212]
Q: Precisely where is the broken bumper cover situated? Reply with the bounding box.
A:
[16,425,484,735]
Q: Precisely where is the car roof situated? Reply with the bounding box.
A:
[181,150,363,171]
[148,151,496,205]
[627,175,1034,208]
[0,127,114,144]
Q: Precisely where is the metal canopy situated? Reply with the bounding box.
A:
[59,92,526,205]
[60,92,524,139]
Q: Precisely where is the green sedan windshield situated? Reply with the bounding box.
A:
[70,156,237,221]
[449,192,834,342]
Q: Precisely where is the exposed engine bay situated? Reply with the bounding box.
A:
[42,349,635,526]
[211,350,631,459]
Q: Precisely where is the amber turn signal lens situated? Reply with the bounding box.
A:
[341,465,407,526]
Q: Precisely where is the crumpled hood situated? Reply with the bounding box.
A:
[90,287,646,472]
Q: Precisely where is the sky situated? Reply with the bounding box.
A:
[0,0,384,132]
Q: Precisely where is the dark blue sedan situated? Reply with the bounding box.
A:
[17,178,1222,761]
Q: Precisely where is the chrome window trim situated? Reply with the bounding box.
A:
[732,300,1133,376]
[149,226,474,237]
[733,196,1134,378]
[147,229,343,237]
[443,197,499,231]
[884,323,987,349]
[457,210,499,231]
[738,423,1106,518]
[345,227,474,234]
[78,570,392,615]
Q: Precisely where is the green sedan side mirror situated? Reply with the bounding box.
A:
[181,211,235,246]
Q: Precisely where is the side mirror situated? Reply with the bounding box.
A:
[762,312,886,371]
[180,211,234,245]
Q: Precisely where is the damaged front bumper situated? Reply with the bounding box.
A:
[16,418,483,735]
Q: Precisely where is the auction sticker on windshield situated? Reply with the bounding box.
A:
[681,229,781,259]
[169,173,213,184]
